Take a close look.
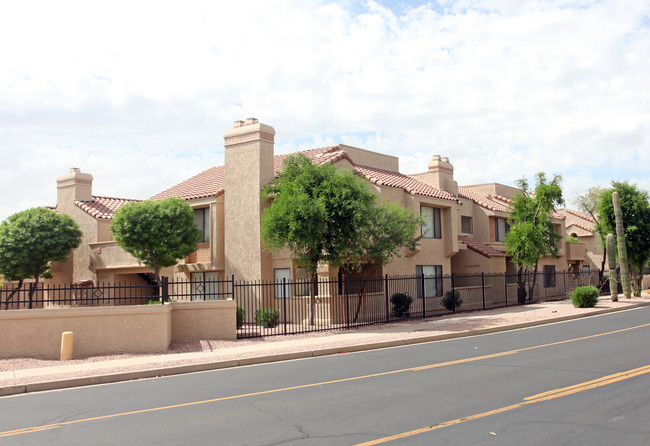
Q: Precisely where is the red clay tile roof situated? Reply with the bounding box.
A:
[152,146,352,202]
[458,235,505,258]
[273,146,352,173]
[151,145,456,202]
[566,221,594,234]
[354,165,458,202]
[458,187,511,212]
[151,165,225,201]
[564,208,596,223]
[74,196,141,220]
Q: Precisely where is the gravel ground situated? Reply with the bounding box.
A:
[2,297,648,388]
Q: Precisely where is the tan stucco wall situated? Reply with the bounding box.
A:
[339,144,399,171]
[171,300,237,341]
[224,120,275,282]
[0,305,171,358]
[0,301,237,358]
[451,249,506,274]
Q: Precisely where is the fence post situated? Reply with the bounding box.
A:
[29,282,34,309]
[563,270,567,298]
[283,277,288,335]
[384,274,389,323]
[451,273,456,314]
[420,274,426,318]
[504,274,508,307]
[161,276,169,304]
[344,276,350,329]
[481,272,486,311]
[231,275,235,301]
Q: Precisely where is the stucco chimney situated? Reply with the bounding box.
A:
[223,118,275,282]
[57,168,93,210]
[421,155,458,195]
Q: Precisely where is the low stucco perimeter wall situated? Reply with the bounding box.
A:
[171,300,237,341]
[0,301,237,359]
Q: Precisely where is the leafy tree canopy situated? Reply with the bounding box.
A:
[110,197,201,285]
[261,154,422,324]
[597,181,650,273]
[0,207,81,284]
[505,173,564,268]
[572,185,606,243]
[261,154,377,273]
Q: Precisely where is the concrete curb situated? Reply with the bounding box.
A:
[3,302,649,397]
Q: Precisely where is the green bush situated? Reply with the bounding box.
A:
[571,285,599,308]
[441,289,462,311]
[390,293,413,318]
[236,306,245,329]
[255,308,280,328]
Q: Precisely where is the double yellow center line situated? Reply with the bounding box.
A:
[2,322,650,439]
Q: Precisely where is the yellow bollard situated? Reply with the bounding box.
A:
[60,331,74,361]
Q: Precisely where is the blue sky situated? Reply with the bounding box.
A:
[1,0,649,221]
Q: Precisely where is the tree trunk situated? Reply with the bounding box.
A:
[3,279,23,310]
[613,191,631,298]
[606,233,618,301]
[528,262,539,303]
[29,271,40,309]
[517,267,527,304]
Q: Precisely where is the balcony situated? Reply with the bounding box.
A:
[565,241,586,262]
[89,241,143,270]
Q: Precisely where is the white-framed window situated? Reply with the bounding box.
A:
[191,271,219,300]
[495,218,509,242]
[581,265,590,277]
[193,207,210,242]
[416,265,443,298]
[274,268,291,299]
[461,215,473,234]
[421,206,441,239]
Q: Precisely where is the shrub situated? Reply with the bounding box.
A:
[441,289,462,311]
[571,285,599,308]
[390,293,413,318]
[236,306,245,329]
[255,308,280,328]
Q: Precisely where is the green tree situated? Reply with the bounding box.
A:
[597,181,650,295]
[110,197,201,289]
[0,208,82,309]
[344,200,422,321]
[572,186,606,284]
[505,173,564,304]
[261,154,421,324]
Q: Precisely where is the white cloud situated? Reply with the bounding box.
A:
[1,0,649,221]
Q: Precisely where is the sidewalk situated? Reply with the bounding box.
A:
[2,296,649,397]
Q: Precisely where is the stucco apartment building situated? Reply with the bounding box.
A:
[50,118,588,293]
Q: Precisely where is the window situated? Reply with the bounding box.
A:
[543,265,556,288]
[421,206,441,239]
[274,268,291,298]
[191,271,219,300]
[295,267,311,297]
[193,208,210,243]
[416,265,443,298]
[495,218,509,242]
[581,265,590,277]
[461,216,473,234]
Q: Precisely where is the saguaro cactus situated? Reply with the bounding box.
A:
[606,233,618,302]
[612,191,631,298]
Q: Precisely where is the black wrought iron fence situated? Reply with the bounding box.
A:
[233,270,602,338]
[0,270,603,339]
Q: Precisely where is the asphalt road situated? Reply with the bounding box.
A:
[2,306,650,445]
